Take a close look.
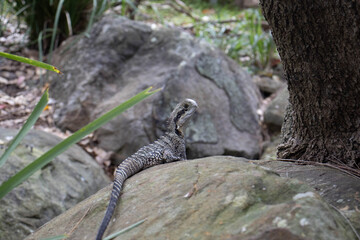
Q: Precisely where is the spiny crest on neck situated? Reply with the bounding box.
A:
[168,99,198,136]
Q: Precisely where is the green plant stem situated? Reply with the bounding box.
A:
[40,235,68,240]
[104,218,147,240]
[122,0,126,16]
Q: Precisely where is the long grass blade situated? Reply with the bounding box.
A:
[13,3,31,17]
[0,87,161,200]
[38,31,44,62]
[125,0,137,11]
[40,234,68,240]
[0,89,49,168]
[103,218,147,240]
[85,0,97,34]
[97,0,108,16]
[48,0,65,63]
[64,11,73,36]
[122,0,126,16]
[0,52,61,74]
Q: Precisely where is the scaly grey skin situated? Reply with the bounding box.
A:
[96,99,198,240]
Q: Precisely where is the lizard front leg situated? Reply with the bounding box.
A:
[163,149,185,163]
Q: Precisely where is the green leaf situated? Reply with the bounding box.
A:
[13,4,31,17]
[0,87,160,200]
[121,0,126,16]
[85,0,97,34]
[48,0,65,64]
[97,0,108,16]
[103,218,147,240]
[40,234,68,240]
[0,52,61,74]
[0,89,49,168]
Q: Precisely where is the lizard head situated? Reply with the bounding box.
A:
[168,98,198,137]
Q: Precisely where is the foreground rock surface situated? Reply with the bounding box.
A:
[26,156,356,240]
[255,159,360,235]
[48,16,262,161]
[0,128,110,240]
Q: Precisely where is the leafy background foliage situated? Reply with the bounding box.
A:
[1,0,278,73]
[7,0,106,51]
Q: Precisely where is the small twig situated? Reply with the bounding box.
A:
[274,158,360,180]
[329,204,360,240]
[143,1,242,29]
[204,33,244,39]
[165,1,200,21]
[184,164,200,199]
[183,19,243,30]
[174,0,192,12]
[68,206,92,236]
[202,19,244,24]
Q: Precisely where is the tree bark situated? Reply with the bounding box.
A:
[260,0,360,167]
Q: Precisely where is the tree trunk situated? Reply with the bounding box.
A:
[260,0,360,167]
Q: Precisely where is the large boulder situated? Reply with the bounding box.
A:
[0,128,110,240]
[48,15,262,162]
[26,157,357,240]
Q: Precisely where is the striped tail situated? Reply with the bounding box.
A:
[96,175,124,240]
[96,157,143,240]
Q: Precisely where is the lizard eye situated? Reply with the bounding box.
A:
[183,103,189,110]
